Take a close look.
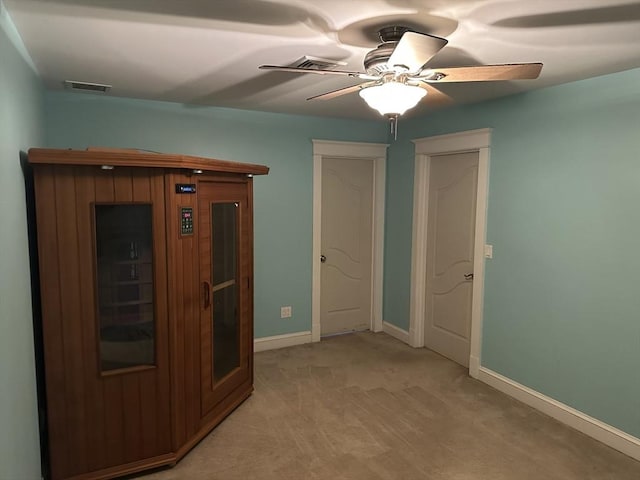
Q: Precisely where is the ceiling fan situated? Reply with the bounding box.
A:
[260,26,542,137]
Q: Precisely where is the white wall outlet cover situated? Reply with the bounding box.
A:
[280,306,292,318]
[484,244,493,259]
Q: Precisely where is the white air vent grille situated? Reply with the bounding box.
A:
[290,56,346,70]
[64,80,112,93]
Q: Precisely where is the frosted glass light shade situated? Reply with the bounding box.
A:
[359,82,427,115]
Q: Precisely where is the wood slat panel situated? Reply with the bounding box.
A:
[131,168,152,202]
[186,182,200,440]
[75,167,107,471]
[34,166,69,480]
[133,169,159,459]
[122,373,143,463]
[102,375,126,467]
[94,169,115,202]
[150,172,172,454]
[175,190,188,443]
[113,170,134,202]
[166,172,187,449]
[167,171,204,445]
[138,372,159,459]
[54,165,89,477]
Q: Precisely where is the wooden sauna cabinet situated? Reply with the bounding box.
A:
[28,148,268,480]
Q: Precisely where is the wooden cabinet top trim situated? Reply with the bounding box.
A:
[28,148,270,175]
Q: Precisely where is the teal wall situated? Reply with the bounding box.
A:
[384,68,640,438]
[0,7,43,480]
[44,93,388,338]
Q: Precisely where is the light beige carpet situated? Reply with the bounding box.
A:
[138,332,640,479]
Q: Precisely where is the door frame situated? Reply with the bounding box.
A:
[311,140,388,342]
[409,128,491,378]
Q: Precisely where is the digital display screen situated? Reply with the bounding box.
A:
[175,184,196,194]
[180,207,194,235]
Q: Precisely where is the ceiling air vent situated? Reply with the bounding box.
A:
[64,80,112,93]
[290,56,346,70]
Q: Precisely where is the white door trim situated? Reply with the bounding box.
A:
[312,140,388,342]
[409,129,491,378]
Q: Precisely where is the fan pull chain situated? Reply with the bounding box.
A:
[389,114,399,140]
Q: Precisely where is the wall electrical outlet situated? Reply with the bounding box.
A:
[280,306,292,318]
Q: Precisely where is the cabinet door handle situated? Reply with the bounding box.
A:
[203,281,211,309]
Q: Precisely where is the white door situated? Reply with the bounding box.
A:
[424,151,479,366]
[320,157,374,336]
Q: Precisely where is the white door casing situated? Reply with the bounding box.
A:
[409,129,491,378]
[312,140,388,342]
[424,151,479,367]
[321,157,373,335]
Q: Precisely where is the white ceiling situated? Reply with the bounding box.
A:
[5,0,640,119]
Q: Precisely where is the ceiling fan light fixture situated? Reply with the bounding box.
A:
[359,82,426,116]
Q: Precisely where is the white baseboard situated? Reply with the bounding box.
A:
[254,331,313,353]
[382,321,410,345]
[477,367,640,462]
[469,355,480,379]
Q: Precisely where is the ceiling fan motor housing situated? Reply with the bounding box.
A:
[378,26,411,43]
[364,26,413,75]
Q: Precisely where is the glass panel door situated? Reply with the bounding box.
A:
[211,202,240,381]
[94,204,155,372]
[199,181,250,416]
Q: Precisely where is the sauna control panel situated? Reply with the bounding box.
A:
[180,207,194,235]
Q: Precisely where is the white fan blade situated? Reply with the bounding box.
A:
[387,32,448,73]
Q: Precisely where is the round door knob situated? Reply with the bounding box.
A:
[320,255,327,263]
